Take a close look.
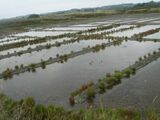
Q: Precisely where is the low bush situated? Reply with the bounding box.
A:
[98,81,106,94]
[2,68,13,79]
[86,86,95,101]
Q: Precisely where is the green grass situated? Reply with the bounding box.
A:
[0,93,159,120]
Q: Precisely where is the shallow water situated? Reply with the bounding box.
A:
[72,24,96,27]
[46,26,96,31]
[0,37,36,45]
[0,40,159,108]
[112,25,160,37]
[0,40,108,72]
[149,20,160,24]
[94,25,133,34]
[94,59,160,112]
[14,31,76,37]
[0,15,160,110]
[82,25,134,35]
[0,37,71,55]
[144,32,160,39]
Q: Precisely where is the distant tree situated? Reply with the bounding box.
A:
[28,14,40,19]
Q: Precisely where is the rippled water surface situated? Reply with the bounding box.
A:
[0,16,160,110]
[94,59,160,112]
[0,40,159,108]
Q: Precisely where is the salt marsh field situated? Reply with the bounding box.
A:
[0,14,160,111]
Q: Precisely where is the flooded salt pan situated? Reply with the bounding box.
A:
[14,31,76,37]
[0,40,108,72]
[144,32,160,39]
[0,40,159,107]
[94,59,160,112]
[112,25,160,37]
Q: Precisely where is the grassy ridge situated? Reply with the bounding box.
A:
[0,93,159,120]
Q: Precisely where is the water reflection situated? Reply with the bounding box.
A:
[0,40,159,108]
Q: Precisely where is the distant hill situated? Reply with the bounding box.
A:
[55,1,160,14]
[1,1,160,20]
[62,4,134,14]
[53,4,134,15]
[132,1,160,9]
[28,14,40,19]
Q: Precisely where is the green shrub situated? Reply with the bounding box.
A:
[45,44,51,49]
[2,68,13,79]
[86,87,95,101]
[33,104,47,119]
[41,60,46,69]
[106,76,119,88]
[47,105,55,119]
[23,97,35,108]
[146,107,159,120]
[15,65,19,70]
[30,64,36,72]
[123,68,131,78]
[98,81,106,94]
[139,57,142,61]
[20,64,24,68]
[69,96,75,106]
[153,51,157,55]
[131,67,136,75]
[114,71,123,80]
[106,73,111,78]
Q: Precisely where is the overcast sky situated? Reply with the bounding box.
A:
[0,0,159,19]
